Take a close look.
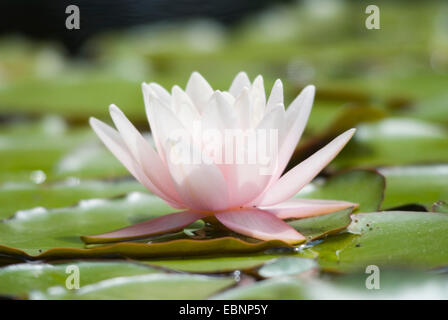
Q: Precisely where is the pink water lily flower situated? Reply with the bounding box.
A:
[85,72,357,244]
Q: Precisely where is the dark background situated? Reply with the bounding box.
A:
[0,0,291,55]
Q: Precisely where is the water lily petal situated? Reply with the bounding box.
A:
[248,85,315,205]
[249,75,266,126]
[147,82,172,105]
[278,85,315,174]
[234,87,251,129]
[186,71,214,113]
[266,79,284,113]
[202,90,238,132]
[89,117,183,208]
[261,199,358,219]
[171,85,201,131]
[257,128,356,206]
[109,104,182,203]
[229,71,251,97]
[165,139,229,211]
[81,211,206,244]
[143,88,191,159]
[215,209,305,244]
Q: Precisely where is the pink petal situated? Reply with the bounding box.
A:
[142,83,169,160]
[229,71,251,98]
[276,85,315,177]
[257,128,356,206]
[142,89,192,160]
[89,117,183,208]
[220,106,283,207]
[81,211,206,244]
[108,104,182,204]
[165,139,230,212]
[215,209,305,244]
[248,85,315,205]
[261,199,358,219]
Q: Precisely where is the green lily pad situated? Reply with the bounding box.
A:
[0,168,379,259]
[0,261,164,298]
[214,271,448,300]
[310,211,448,272]
[0,179,145,219]
[0,77,144,121]
[258,257,317,278]
[143,255,281,273]
[433,201,448,213]
[0,192,173,256]
[30,273,235,300]
[379,165,448,209]
[335,119,448,168]
[296,169,385,212]
[0,191,293,258]
[0,118,91,182]
[211,277,308,300]
[289,208,353,240]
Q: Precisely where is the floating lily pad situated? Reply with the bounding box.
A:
[310,211,448,272]
[296,169,385,212]
[0,190,291,258]
[211,277,307,300]
[30,273,235,300]
[0,180,145,219]
[213,271,448,300]
[0,192,174,256]
[433,201,448,213]
[335,119,448,168]
[143,255,281,273]
[0,118,92,182]
[0,261,164,298]
[379,165,448,209]
[257,257,317,278]
[288,208,353,240]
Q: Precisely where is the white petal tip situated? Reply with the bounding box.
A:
[109,104,120,113]
[303,85,316,95]
[274,79,283,87]
[88,117,98,127]
[345,128,357,138]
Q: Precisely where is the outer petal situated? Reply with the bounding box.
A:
[81,211,206,244]
[248,85,316,206]
[229,71,251,98]
[277,85,315,176]
[142,83,169,160]
[109,104,182,204]
[257,128,356,206]
[143,88,191,160]
[186,71,213,113]
[89,117,183,208]
[261,199,358,219]
[215,209,305,244]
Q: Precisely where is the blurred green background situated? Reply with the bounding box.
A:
[1,0,447,184]
[0,0,448,300]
